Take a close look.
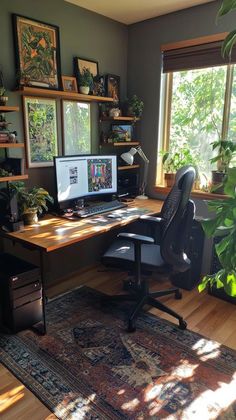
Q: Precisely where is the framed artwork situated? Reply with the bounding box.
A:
[106,74,120,104]
[93,75,105,96]
[62,100,91,155]
[112,124,133,141]
[62,76,78,92]
[12,14,61,90]
[23,97,58,167]
[74,57,99,79]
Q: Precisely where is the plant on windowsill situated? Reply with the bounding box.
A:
[198,167,236,298]
[161,141,200,188]
[78,67,94,95]
[210,139,236,194]
[11,182,54,225]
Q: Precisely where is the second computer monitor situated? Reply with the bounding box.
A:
[54,154,117,207]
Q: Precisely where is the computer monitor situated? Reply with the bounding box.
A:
[54,154,117,209]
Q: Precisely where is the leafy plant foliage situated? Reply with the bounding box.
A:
[198,167,236,297]
[11,182,53,215]
[218,0,236,57]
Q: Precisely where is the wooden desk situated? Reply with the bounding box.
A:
[2,198,163,333]
[5,199,163,252]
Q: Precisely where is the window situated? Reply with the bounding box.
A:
[62,101,91,156]
[158,39,236,189]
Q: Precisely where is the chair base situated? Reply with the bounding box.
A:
[102,282,187,332]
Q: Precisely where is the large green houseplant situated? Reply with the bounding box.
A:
[199,167,236,297]
[218,0,236,57]
[11,183,54,225]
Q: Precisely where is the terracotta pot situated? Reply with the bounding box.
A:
[164,173,175,188]
[79,86,89,95]
[22,208,38,225]
[211,171,225,194]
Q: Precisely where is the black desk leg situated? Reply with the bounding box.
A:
[32,250,47,335]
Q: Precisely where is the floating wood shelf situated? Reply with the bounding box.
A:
[0,143,25,148]
[16,87,114,103]
[101,141,140,147]
[0,174,28,183]
[101,116,140,122]
[118,164,140,171]
[0,106,20,113]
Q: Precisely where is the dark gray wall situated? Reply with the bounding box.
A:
[1,0,128,194]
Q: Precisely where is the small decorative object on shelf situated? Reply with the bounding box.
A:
[93,75,105,96]
[11,183,54,225]
[109,107,121,118]
[61,76,78,92]
[0,68,8,106]
[105,74,120,104]
[77,67,94,94]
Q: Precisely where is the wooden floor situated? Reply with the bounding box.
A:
[1,265,236,419]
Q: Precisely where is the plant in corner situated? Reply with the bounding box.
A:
[79,67,94,95]
[198,167,236,298]
[210,139,236,193]
[127,95,144,118]
[218,0,236,57]
[11,183,54,225]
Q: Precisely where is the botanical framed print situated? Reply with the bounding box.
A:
[106,74,120,104]
[23,97,58,167]
[62,76,78,92]
[74,57,99,79]
[13,14,61,90]
[62,100,91,155]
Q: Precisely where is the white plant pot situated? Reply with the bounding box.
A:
[79,86,89,95]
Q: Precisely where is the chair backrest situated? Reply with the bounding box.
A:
[160,166,196,272]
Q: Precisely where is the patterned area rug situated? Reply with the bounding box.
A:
[0,287,236,419]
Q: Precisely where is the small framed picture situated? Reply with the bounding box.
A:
[61,76,78,92]
[106,74,120,103]
[62,100,91,155]
[74,57,99,79]
[93,75,105,96]
[112,124,133,141]
[23,96,58,167]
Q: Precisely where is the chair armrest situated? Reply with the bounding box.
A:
[140,215,163,224]
[117,232,154,245]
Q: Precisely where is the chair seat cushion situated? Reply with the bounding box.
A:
[102,239,165,269]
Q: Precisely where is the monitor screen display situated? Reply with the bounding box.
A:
[54,155,117,204]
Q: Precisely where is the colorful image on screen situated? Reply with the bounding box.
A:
[87,159,112,192]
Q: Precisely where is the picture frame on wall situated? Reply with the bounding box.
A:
[111,124,133,142]
[105,74,120,104]
[61,76,78,92]
[23,96,58,167]
[62,100,91,156]
[12,14,61,90]
[74,57,99,79]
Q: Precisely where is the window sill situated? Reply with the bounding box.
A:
[154,185,227,200]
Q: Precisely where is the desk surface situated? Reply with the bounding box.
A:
[4,199,163,253]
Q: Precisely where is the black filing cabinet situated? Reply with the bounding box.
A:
[0,253,43,332]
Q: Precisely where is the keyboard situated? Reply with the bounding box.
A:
[73,200,127,218]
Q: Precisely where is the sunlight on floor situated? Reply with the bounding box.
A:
[192,338,220,361]
[0,385,25,414]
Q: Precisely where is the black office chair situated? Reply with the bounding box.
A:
[102,166,196,332]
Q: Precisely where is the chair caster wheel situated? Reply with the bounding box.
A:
[175,290,182,300]
[179,319,187,330]
[127,320,136,333]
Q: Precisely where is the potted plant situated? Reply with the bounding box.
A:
[11,183,54,225]
[161,141,200,188]
[210,140,236,194]
[198,167,236,298]
[78,67,93,95]
[126,95,144,118]
[0,69,8,106]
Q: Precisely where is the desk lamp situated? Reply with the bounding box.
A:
[121,146,149,199]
